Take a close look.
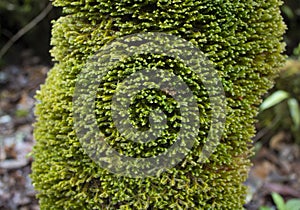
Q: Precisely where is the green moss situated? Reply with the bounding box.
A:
[31,0,286,209]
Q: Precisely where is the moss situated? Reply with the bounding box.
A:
[31,0,286,209]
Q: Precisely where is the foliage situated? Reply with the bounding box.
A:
[31,0,286,209]
[260,192,300,210]
[293,43,300,58]
[258,59,300,144]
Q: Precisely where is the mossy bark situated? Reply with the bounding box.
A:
[31,1,286,209]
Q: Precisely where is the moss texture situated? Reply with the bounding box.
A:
[31,0,286,209]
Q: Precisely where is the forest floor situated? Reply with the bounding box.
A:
[0,61,299,210]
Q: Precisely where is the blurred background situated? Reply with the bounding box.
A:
[0,0,299,209]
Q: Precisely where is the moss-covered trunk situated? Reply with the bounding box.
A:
[31,1,285,209]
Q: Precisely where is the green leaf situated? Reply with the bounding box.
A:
[260,90,290,111]
[293,43,300,58]
[287,98,300,128]
[271,192,286,210]
[285,199,300,210]
[281,5,294,20]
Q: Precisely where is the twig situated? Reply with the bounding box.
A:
[0,3,53,59]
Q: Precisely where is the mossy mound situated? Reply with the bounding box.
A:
[31,0,286,209]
